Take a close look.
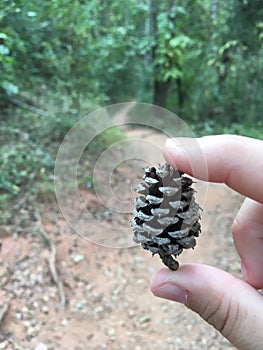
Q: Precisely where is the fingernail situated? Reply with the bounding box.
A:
[163,139,185,168]
[152,283,187,305]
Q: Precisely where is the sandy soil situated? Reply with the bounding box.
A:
[0,119,245,350]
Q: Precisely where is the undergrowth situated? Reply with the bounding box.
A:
[0,105,124,224]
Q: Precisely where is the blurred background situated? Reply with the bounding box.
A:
[0,0,262,210]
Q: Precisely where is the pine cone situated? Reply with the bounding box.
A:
[132,163,201,271]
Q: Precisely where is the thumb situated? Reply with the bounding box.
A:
[150,264,263,350]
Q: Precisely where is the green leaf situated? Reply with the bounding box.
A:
[0,33,8,40]
[0,44,9,55]
[169,35,193,49]
[27,11,37,17]
[1,81,19,95]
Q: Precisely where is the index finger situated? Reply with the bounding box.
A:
[163,135,263,204]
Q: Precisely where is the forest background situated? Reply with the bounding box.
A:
[0,0,262,219]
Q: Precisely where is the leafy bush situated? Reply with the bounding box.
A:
[86,127,125,156]
[191,120,263,139]
[0,110,125,215]
[0,127,53,197]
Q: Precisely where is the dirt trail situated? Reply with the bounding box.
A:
[0,108,244,350]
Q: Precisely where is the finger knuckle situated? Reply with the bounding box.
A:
[202,296,240,339]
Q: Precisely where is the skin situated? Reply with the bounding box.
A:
[150,135,263,350]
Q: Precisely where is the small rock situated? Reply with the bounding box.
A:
[61,318,68,326]
[30,319,37,327]
[30,273,37,282]
[134,257,144,264]
[23,269,30,277]
[136,279,144,284]
[17,261,26,270]
[94,306,104,314]
[148,266,155,274]
[43,295,49,302]
[16,312,23,320]
[107,328,115,336]
[75,301,84,310]
[35,343,48,350]
[0,341,7,349]
[41,305,49,314]
[27,326,37,338]
[22,306,29,314]
[70,254,84,264]
[32,301,39,309]
[128,309,135,318]
[136,315,151,324]
[23,320,31,329]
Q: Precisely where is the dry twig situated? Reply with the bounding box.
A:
[34,211,66,309]
[8,97,50,117]
[48,243,66,308]
[0,302,9,326]
[9,339,28,350]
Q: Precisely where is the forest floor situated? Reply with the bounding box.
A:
[0,115,244,350]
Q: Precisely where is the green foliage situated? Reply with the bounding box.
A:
[153,3,199,83]
[1,0,262,126]
[0,109,124,213]
[192,120,263,139]
[223,122,263,139]
[0,28,18,100]
[0,126,53,197]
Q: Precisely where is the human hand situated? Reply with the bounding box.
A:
[150,135,263,350]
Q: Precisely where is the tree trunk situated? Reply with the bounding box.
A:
[211,0,218,23]
[153,78,171,107]
[150,0,157,67]
[176,77,184,109]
